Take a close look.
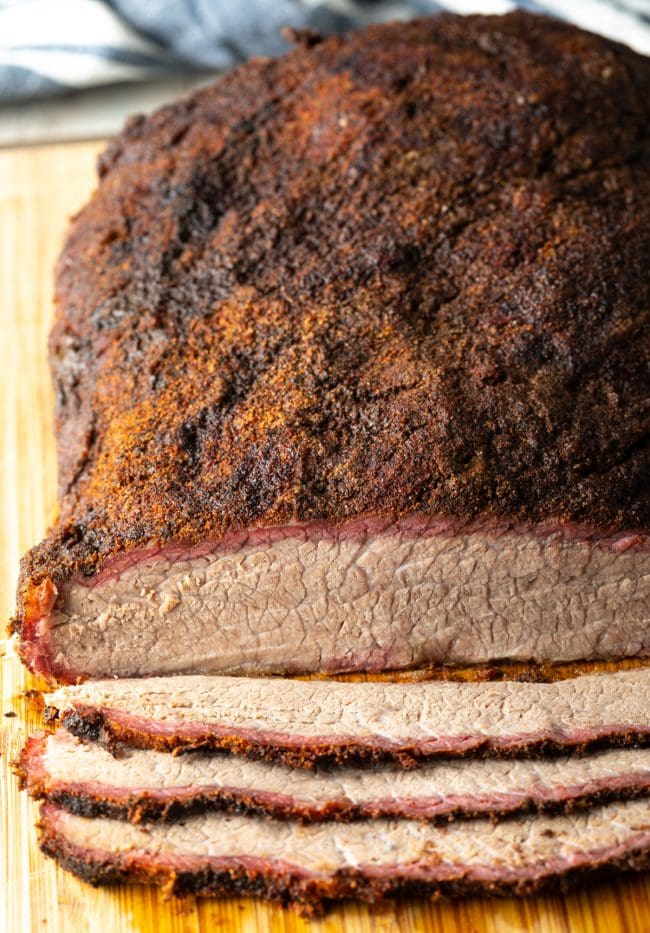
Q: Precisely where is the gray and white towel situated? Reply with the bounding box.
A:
[1,0,649,102]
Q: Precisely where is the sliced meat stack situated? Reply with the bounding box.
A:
[17,668,650,912]
[13,10,650,684]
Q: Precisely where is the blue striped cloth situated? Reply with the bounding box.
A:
[1,0,649,102]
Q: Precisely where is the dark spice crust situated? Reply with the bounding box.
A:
[16,12,650,604]
[37,807,650,916]
[25,779,650,828]
[56,707,650,769]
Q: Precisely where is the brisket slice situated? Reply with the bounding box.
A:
[38,799,650,914]
[15,11,650,684]
[19,730,650,824]
[45,670,650,766]
[19,520,650,684]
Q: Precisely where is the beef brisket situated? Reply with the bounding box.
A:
[45,670,650,765]
[20,521,650,683]
[38,799,650,914]
[19,729,650,823]
[13,11,650,683]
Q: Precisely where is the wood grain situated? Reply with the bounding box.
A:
[1,141,649,933]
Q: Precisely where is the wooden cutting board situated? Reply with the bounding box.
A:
[1,140,649,933]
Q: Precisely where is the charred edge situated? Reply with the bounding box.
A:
[11,750,28,791]
[38,821,322,915]
[12,733,50,794]
[42,705,60,727]
[60,711,650,768]
[37,819,650,917]
[60,710,107,746]
[35,784,650,827]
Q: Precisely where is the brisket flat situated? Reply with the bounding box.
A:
[14,11,650,683]
[19,729,650,823]
[38,799,650,914]
[19,521,650,684]
[45,670,650,765]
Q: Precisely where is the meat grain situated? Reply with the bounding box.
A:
[19,730,650,823]
[46,669,650,765]
[38,799,650,914]
[22,520,650,684]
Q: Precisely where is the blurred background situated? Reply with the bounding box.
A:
[1,0,649,147]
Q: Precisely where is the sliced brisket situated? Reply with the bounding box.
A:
[45,670,650,766]
[19,730,650,823]
[14,11,650,683]
[38,799,650,914]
